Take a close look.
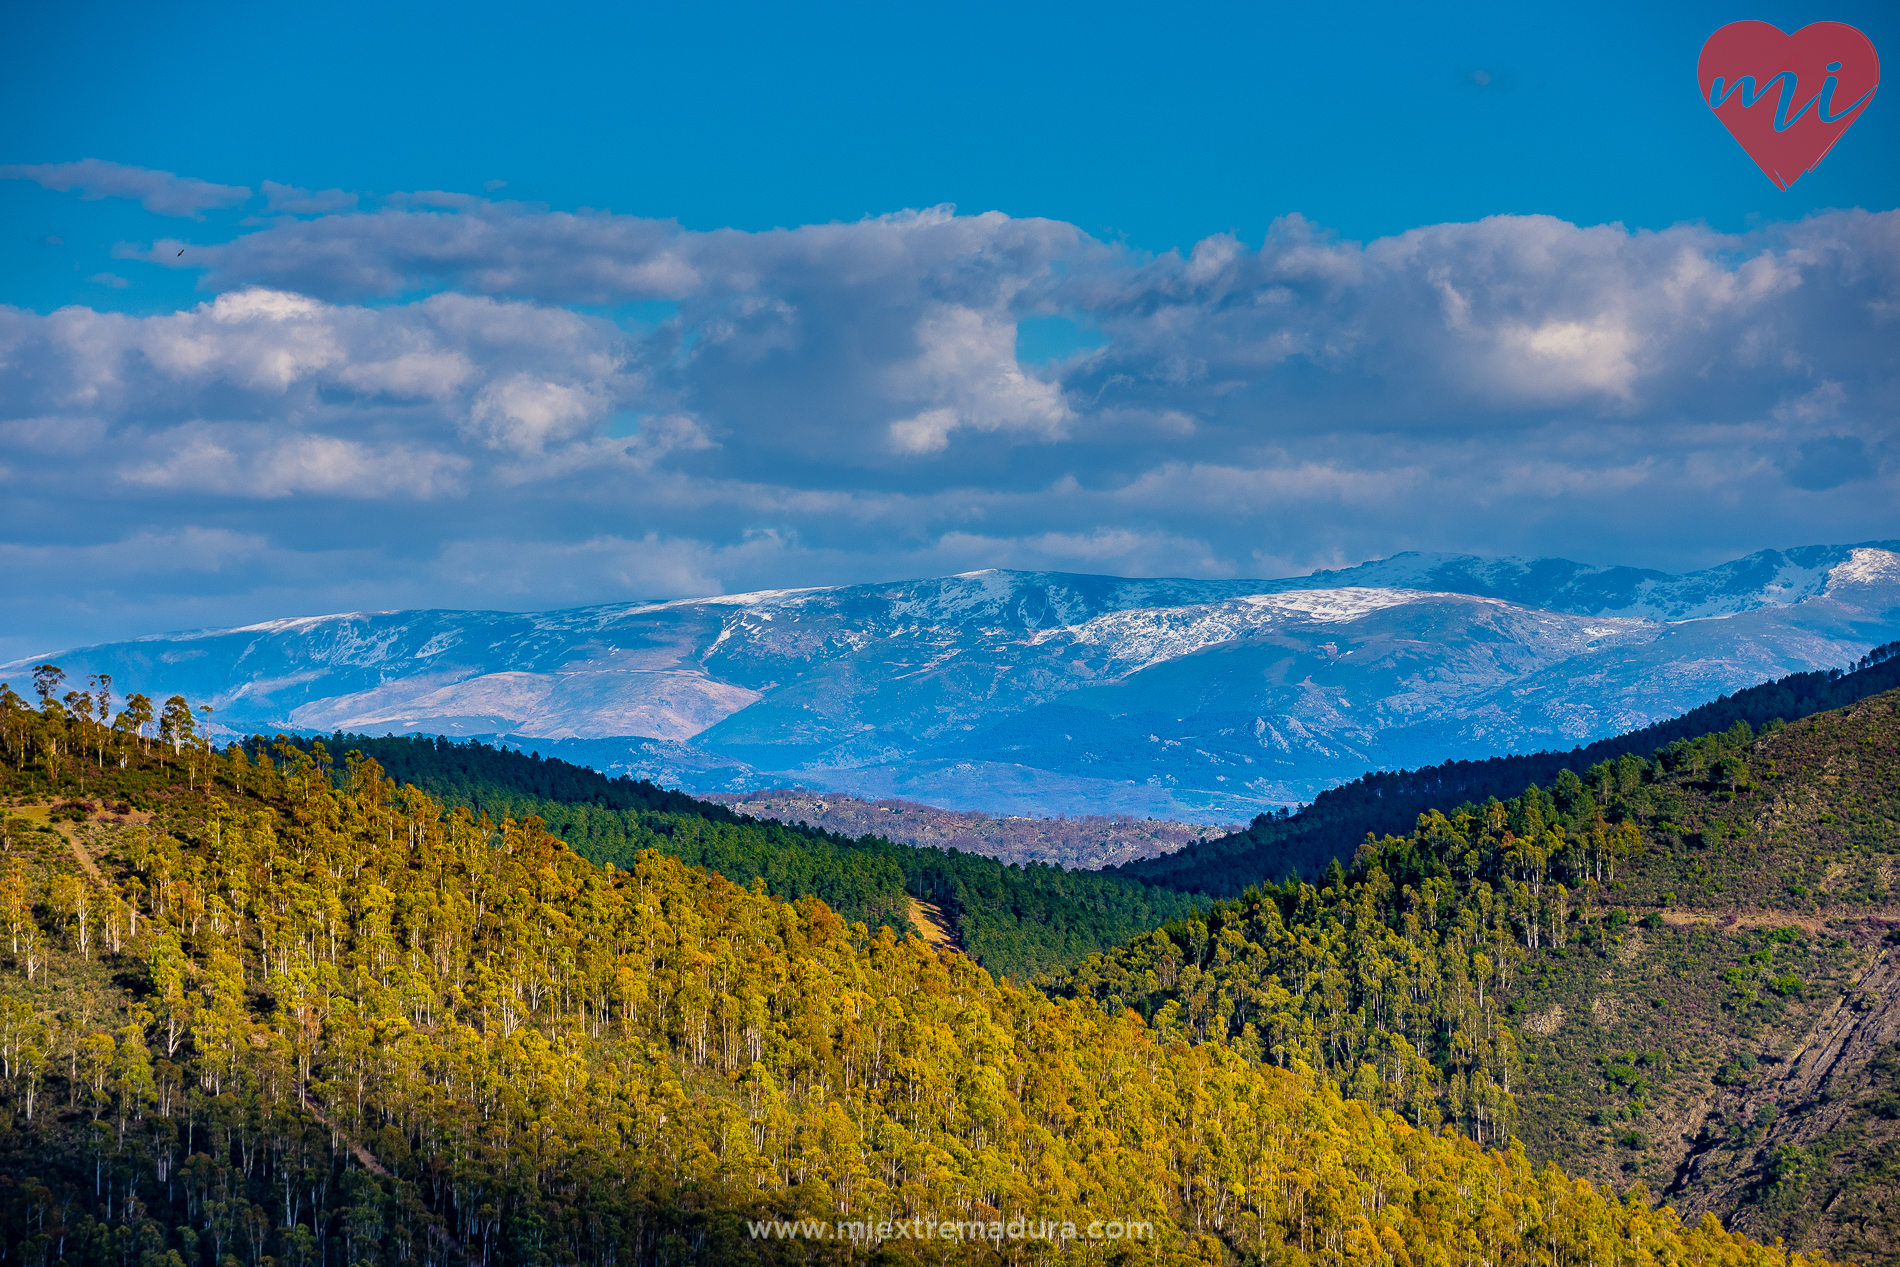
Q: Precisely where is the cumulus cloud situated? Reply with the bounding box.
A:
[146,202,702,302]
[465,375,608,453]
[119,427,469,499]
[1,159,251,218]
[1,188,1897,658]
[0,287,633,431]
[885,305,1070,454]
[259,180,359,215]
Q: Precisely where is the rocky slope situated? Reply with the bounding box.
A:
[1506,689,1900,1262]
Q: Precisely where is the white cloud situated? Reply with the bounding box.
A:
[0,287,631,428]
[1499,318,1637,400]
[259,180,358,215]
[889,408,960,455]
[881,305,1070,455]
[335,349,476,400]
[466,375,608,453]
[0,194,1896,658]
[1,159,250,218]
[119,427,468,499]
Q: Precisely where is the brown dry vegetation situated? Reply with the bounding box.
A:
[705,787,1236,870]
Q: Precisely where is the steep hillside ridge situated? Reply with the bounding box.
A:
[1119,640,1900,893]
[1664,945,1900,1264]
[8,542,1898,820]
[1060,686,1900,1263]
[1505,687,1900,1260]
[0,731,1830,1266]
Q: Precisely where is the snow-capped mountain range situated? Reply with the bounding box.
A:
[9,542,1899,819]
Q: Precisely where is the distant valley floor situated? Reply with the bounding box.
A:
[704,786,1239,870]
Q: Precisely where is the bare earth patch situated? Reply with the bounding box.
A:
[907,899,962,953]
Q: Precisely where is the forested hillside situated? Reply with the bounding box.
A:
[277,731,1199,979]
[0,694,1833,1266]
[1060,687,1900,1264]
[1119,640,1900,895]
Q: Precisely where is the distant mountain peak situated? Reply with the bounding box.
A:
[8,541,1896,820]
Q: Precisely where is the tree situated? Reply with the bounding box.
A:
[48,873,93,958]
[30,663,63,706]
[112,1020,155,1140]
[0,861,30,956]
[77,1031,115,1120]
[188,705,215,790]
[120,692,155,755]
[150,933,194,1057]
[159,695,195,758]
[89,673,113,768]
[61,691,92,789]
[0,684,29,768]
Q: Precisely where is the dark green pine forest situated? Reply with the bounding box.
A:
[0,650,1894,1266]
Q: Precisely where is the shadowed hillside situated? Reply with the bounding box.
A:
[1117,641,1900,895]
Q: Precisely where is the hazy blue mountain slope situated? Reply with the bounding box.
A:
[6,543,1897,819]
[1114,640,1900,893]
[1289,542,1887,619]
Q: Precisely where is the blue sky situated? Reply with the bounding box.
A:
[1,0,1897,658]
[7,0,1895,311]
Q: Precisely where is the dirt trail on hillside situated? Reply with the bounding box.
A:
[1778,947,1900,1102]
[12,803,110,885]
[1657,906,1900,934]
[63,831,105,886]
[299,1092,392,1178]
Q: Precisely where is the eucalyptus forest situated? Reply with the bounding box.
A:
[0,661,1891,1267]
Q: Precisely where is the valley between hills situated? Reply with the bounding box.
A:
[0,642,1895,1265]
[701,788,1239,870]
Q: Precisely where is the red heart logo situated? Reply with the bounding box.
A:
[1698,21,1880,189]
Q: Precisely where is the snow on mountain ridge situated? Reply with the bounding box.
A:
[1277,541,1900,620]
[8,543,1898,819]
[88,542,1896,664]
[1066,589,1459,677]
[1831,547,1900,587]
[1235,587,1444,622]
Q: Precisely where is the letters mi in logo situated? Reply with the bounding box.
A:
[1699,21,1879,189]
